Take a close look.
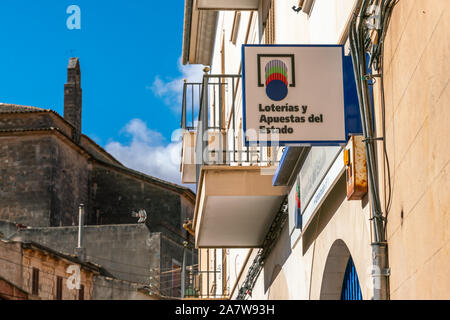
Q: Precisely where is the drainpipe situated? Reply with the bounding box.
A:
[181,241,188,298]
[349,0,391,300]
[75,204,86,262]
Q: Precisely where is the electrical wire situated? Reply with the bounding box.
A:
[380,54,393,238]
[349,0,397,300]
[350,0,397,240]
[349,0,396,243]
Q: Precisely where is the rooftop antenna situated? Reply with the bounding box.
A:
[131,209,147,223]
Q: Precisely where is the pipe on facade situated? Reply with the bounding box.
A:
[348,0,394,300]
[75,204,86,262]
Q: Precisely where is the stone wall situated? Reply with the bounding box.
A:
[92,276,156,300]
[89,164,194,246]
[0,135,54,226]
[0,240,23,290]
[0,134,89,227]
[50,136,90,226]
[12,224,161,285]
[79,135,120,165]
[374,0,450,299]
[21,246,95,300]
[0,220,20,239]
[0,112,71,137]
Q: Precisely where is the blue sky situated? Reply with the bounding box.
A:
[0,0,203,186]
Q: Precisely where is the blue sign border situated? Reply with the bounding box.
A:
[242,44,359,147]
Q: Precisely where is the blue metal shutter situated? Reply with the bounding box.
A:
[340,256,362,300]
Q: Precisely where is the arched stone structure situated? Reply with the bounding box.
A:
[319,239,352,300]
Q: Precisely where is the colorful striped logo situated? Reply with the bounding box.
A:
[265,59,288,101]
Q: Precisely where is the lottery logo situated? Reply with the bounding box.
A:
[265,59,289,101]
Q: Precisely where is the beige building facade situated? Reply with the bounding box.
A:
[180,0,449,300]
[0,240,101,300]
[376,0,450,299]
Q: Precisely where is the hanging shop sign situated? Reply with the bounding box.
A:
[242,44,360,146]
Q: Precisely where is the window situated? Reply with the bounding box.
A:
[31,268,39,295]
[340,257,362,300]
[56,276,63,300]
[78,284,84,300]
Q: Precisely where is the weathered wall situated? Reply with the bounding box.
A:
[0,240,23,290]
[0,111,195,234]
[0,135,54,226]
[0,277,29,300]
[0,134,89,227]
[0,240,96,300]
[375,0,450,299]
[79,135,120,165]
[50,136,90,226]
[92,276,156,300]
[12,224,161,285]
[0,106,196,295]
[89,165,194,246]
[0,220,20,239]
[0,112,73,138]
[21,246,94,300]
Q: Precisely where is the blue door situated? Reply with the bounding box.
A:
[340,256,362,300]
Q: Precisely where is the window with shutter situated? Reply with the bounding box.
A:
[56,276,63,300]
[31,268,39,296]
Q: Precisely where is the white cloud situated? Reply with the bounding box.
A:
[105,119,194,190]
[148,58,205,112]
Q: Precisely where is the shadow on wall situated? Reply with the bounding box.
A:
[263,217,292,296]
[302,174,347,255]
[319,239,351,300]
[267,264,289,299]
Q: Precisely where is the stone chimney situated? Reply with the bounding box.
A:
[64,58,82,143]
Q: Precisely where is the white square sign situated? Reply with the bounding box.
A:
[242,45,347,146]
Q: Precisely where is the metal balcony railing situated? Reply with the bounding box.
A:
[153,265,229,299]
[181,74,278,184]
[183,266,229,299]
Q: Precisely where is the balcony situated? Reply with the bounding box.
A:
[183,268,229,299]
[183,248,229,299]
[181,74,288,248]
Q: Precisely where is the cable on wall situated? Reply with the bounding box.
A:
[348,0,397,300]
